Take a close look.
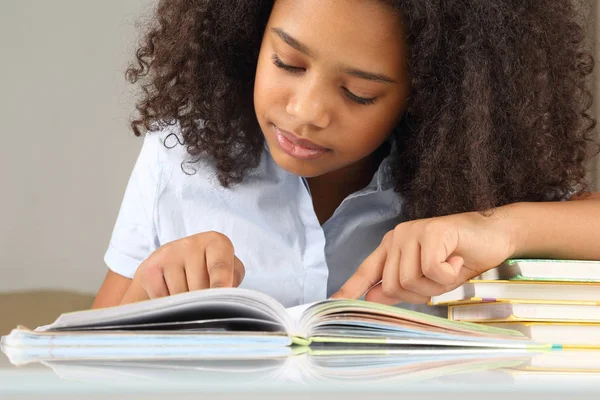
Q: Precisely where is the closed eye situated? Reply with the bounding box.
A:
[272,54,304,73]
[342,88,377,105]
[272,54,377,106]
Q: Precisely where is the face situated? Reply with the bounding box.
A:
[254,0,410,178]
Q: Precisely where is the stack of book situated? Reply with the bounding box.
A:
[430,259,600,349]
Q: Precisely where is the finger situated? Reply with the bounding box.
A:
[447,255,464,271]
[398,240,448,297]
[443,256,476,292]
[431,260,473,298]
[331,241,387,299]
[365,282,430,305]
[380,237,402,299]
[205,239,236,288]
[184,250,210,291]
[163,264,189,295]
[420,231,462,286]
[232,256,245,287]
[137,261,170,299]
[120,277,150,305]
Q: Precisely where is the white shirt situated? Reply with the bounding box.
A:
[104,128,445,315]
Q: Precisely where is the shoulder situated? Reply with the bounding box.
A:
[143,126,191,169]
[141,125,220,186]
[144,124,276,195]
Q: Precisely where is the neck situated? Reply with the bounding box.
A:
[306,150,387,225]
[307,155,380,194]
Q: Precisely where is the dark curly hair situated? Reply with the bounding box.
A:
[126,0,598,221]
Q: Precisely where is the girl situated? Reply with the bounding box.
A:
[93,0,600,310]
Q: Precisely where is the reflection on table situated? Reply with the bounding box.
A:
[2,345,600,393]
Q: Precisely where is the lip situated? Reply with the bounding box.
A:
[273,125,330,161]
[274,125,329,151]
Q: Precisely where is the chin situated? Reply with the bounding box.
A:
[270,151,327,178]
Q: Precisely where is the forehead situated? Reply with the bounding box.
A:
[268,0,406,67]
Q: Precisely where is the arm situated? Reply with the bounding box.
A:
[501,192,600,260]
[333,192,600,304]
[91,270,132,309]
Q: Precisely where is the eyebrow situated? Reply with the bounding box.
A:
[342,68,397,84]
[271,28,312,57]
[270,27,398,84]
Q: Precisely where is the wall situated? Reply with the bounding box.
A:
[0,0,154,292]
[0,1,598,295]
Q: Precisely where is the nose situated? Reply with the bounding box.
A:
[286,79,332,129]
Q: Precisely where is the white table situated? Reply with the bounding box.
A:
[2,350,600,400]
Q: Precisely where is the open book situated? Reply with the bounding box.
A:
[1,288,545,364]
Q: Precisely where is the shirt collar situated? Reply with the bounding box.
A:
[365,137,397,192]
[263,138,396,192]
[356,150,396,197]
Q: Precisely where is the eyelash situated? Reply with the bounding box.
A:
[271,54,377,106]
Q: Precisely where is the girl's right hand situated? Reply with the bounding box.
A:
[120,231,245,304]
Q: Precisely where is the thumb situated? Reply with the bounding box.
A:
[442,255,488,293]
[446,255,464,276]
[331,242,387,300]
[233,256,245,287]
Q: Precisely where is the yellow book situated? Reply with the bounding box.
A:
[448,300,600,323]
[430,280,600,305]
[497,259,600,282]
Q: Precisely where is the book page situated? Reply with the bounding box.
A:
[1,333,294,366]
[36,288,292,334]
[296,300,541,349]
[285,302,319,336]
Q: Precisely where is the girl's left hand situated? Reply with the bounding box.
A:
[331,212,517,304]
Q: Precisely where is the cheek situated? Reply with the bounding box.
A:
[343,90,408,153]
[253,58,269,112]
[254,59,288,113]
[341,110,397,152]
